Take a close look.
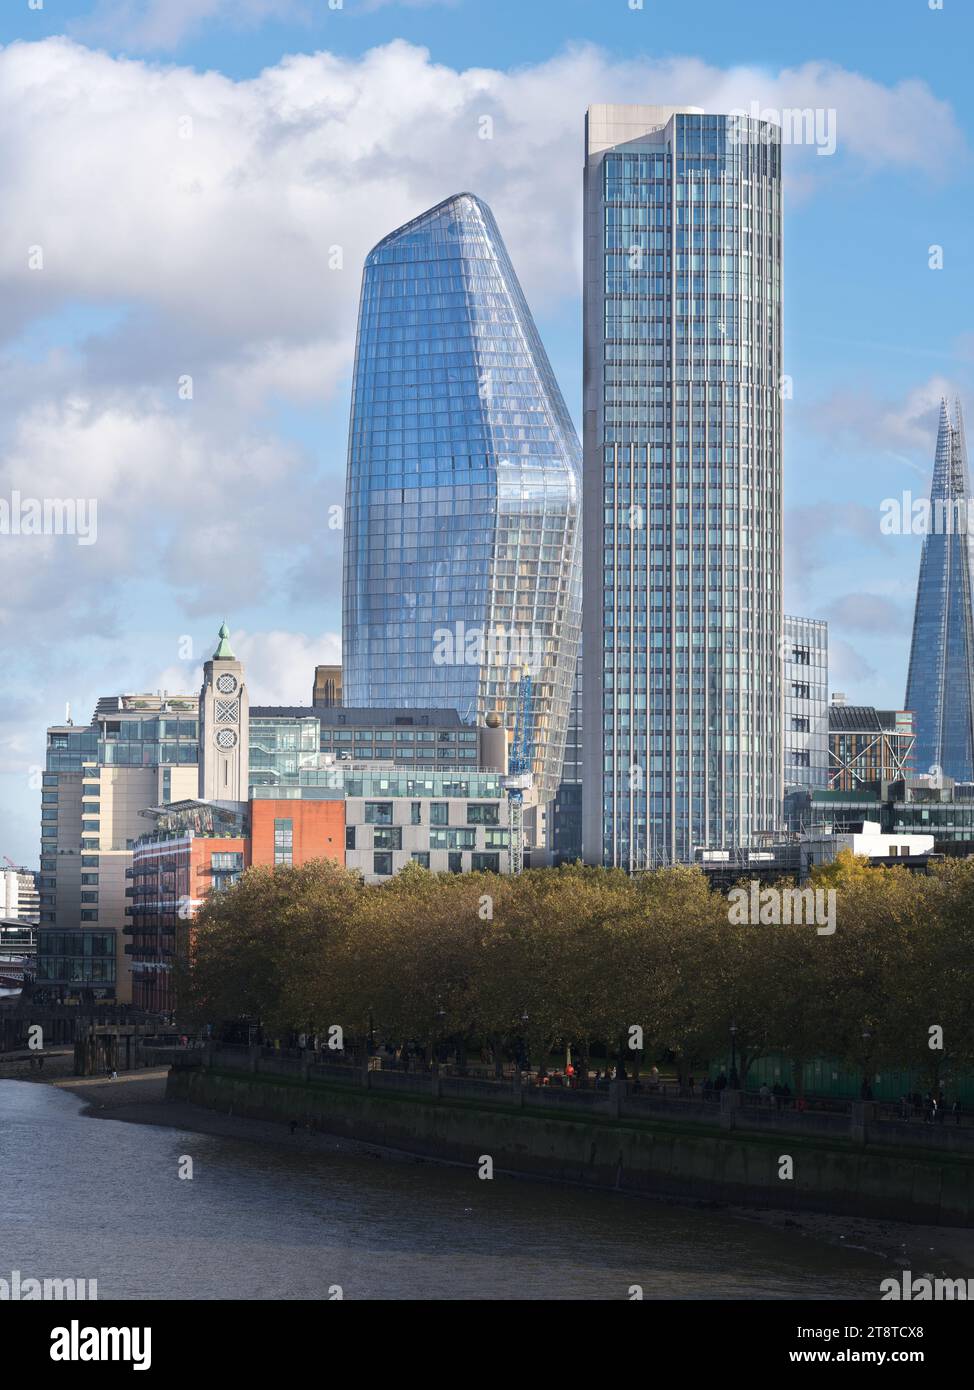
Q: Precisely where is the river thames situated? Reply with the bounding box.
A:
[3,1079,895,1300]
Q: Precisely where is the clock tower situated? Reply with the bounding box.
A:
[199,621,250,801]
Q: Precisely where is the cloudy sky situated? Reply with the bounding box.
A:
[0,0,971,865]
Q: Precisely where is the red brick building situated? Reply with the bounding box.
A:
[127,797,344,1014]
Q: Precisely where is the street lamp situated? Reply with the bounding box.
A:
[729,1021,739,1090]
[861,1028,873,1101]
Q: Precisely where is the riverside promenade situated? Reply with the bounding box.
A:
[165,1045,974,1226]
[166,1044,974,1155]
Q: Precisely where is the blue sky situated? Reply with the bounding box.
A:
[0,0,971,865]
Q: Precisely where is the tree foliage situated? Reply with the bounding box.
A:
[180,856,974,1082]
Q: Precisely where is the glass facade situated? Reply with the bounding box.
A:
[905,398,974,781]
[342,192,582,804]
[783,616,829,797]
[582,107,783,867]
[251,770,504,800]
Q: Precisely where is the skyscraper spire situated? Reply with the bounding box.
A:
[904,398,974,781]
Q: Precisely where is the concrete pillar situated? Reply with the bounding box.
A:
[850,1101,871,1145]
[720,1088,741,1130]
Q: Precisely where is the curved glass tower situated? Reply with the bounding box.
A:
[905,398,974,781]
[342,193,582,804]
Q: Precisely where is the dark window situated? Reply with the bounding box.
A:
[373,852,393,876]
[364,802,393,825]
[373,827,402,851]
[448,852,463,874]
[471,853,500,874]
[345,826,356,850]
[411,852,430,868]
[430,802,449,826]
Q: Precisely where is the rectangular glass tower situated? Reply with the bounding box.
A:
[581,106,783,867]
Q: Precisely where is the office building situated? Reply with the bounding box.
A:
[312,665,342,707]
[1,866,39,923]
[581,106,783,868]
[904,397,974,782]
[828,698,915,789]
[342,191,582,809]
[549,663,582,865]
[37,694,200,1003]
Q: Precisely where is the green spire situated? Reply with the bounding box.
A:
[213,621,235,660]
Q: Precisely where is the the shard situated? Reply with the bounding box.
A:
[341,193,582,804]
[904,398,974,781]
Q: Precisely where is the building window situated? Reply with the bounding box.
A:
[373,852,393,876]
[373,827,402,851]
[430,802,449,826]
[346,826,356,850]
[274,818,293,866]
[447,853,463,874]
[471,853,500,873]
[410,802,422,825]
[411,852,430,868]
[364,802,393,825]
[466,803,500,826]
[792,717,809,732]
[211,852,244,871]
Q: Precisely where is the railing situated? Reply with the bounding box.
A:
[191,1047,974,1153]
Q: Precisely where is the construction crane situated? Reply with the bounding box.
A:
[501,671,534,875]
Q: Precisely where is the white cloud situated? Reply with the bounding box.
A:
[153,627,341,706]
[0,40,963,370]
[74,0,311,53]
[799,377,963,476]
[828,637,878,692]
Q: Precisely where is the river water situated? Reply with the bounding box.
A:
[2,1080,892,1300]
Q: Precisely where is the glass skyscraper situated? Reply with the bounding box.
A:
[581,106,783,867]
[342,192,582,804]
[905,398,974,781]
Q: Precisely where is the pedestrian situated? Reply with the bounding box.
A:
[687,1075,695,1096]
[110,1068,117,1080]
[952,1100,962,1126]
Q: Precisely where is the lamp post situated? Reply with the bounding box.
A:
[729,1021,739,1090]
[861,1028,873,1101]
